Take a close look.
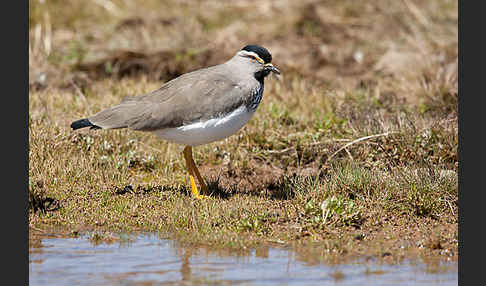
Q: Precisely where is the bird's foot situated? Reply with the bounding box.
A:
[194,194,211,200]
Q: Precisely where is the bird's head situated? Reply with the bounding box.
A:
[235,45,280,81]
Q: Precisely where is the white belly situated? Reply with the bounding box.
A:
[154,105,255,146]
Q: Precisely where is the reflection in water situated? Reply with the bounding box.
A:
[29,232,457,286]
[181,248,192,283]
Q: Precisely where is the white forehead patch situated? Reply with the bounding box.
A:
[238,50,264,64]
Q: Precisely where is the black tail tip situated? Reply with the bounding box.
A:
[70,118,101,130]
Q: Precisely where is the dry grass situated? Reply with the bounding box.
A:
[29,0,457,263]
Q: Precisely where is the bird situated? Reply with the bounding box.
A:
[71,45,280,199]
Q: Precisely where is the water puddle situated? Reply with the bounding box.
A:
[29,232,457,285]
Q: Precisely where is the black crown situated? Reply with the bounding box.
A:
[241,45,272,64]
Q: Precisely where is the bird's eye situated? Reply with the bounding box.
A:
[247,54,264,64]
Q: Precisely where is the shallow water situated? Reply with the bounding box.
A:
[29,233,457,286]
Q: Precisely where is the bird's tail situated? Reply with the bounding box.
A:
[70,118,102,130]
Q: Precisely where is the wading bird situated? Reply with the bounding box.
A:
[71,45,280,199]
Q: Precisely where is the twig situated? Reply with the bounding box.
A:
[265,138,352,155]
[344,147,354,160]
[444,199,455,216]
[266,147,293,155]
[326,132,396,163]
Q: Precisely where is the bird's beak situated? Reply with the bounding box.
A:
[264,63,281,75]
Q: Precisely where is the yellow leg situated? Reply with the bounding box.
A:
[189,153,208,192]
[183,146,208,199]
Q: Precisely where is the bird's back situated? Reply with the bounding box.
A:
[87,63,258,131]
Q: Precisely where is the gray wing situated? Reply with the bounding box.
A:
[88,65,255,131]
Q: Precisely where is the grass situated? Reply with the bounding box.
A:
[29,0,457,264]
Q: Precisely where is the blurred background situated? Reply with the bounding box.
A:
[29,0,458,109]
